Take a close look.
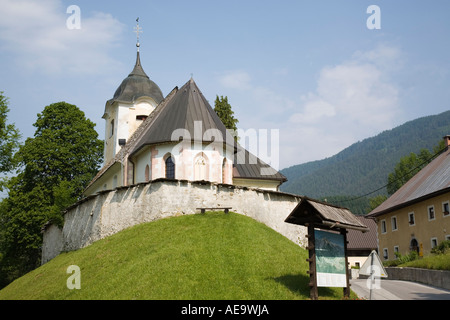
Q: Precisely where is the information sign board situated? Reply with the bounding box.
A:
[314,230,347,287]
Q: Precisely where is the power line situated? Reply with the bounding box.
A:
[333,145,448,206]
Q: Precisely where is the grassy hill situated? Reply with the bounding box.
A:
[280,110,450,213]
[0,212,352,300]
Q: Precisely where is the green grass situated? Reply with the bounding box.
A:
[0,212,353,300]
[398,251,450,270]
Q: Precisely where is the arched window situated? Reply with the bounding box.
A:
[110,119,114,138]
[194,153,208,181]
[145,164,150,181]
[222,158,228,184]
[165,156,175,179]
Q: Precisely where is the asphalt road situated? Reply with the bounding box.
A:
[350,279,450,300]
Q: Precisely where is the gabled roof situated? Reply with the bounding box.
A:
[130,78,236,156]
[285,197,369,232]
[108,52,164,105]
[369,146,450,217]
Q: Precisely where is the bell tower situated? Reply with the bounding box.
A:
[102,18,164,164]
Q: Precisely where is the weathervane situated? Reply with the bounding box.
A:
[134,17,143,51]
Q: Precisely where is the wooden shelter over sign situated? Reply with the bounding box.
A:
[285,197,369,300]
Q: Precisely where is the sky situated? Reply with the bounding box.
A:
[1,0,450,172]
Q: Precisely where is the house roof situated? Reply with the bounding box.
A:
[285,197,369,232]
[108,51,164,105]
[346,216,377,250]
[368,146,450,217]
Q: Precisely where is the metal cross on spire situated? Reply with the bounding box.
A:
[134,17,143,51]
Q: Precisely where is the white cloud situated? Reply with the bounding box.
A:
[0,0,125,75]
[218,70,295,117]
[219,70,252,90]
[217,45,402,169]
[285,45,401,165]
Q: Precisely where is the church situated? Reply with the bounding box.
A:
[41,26,313,264]
[83,41,286,196]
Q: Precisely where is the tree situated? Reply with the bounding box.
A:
[369,194,388,211]
[0,102,103,287]
[0,92,21,190]
[214,95,239,139]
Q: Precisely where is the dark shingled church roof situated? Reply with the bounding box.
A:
[233,145,287,182]
[108,52,164,105]
[130,78,236,155]
[129,78,286,182]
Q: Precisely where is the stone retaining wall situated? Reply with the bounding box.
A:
[385,267,450,290]
[42,179,305,264]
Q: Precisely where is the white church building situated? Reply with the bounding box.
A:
[83,48,286,196]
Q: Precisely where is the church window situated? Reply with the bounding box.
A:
[145,164,150,181]
[165,156,175,179]
[222,158,228,184]
[110,119,114,138]
[194,153,208,181]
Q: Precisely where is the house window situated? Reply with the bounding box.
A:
[391,216,398,231]
[381,220,387,234]
[431,238,438,249]
[408,212,415,226]
[443,201,450,217]
[383,248,389,260]
[428,205,435,221]
[165,156,175,179]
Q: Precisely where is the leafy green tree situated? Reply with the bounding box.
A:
[369,194,388,211]
[0,102,103,287]
[0,92,21,191]
[214,95,239,139]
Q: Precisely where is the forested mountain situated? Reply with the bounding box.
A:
[280,110,450,214]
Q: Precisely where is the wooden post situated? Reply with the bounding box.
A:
[306,223,318,300]
[341,228,350,298]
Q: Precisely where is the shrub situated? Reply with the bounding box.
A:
[431,240,450,255]
[384,251,419,267]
